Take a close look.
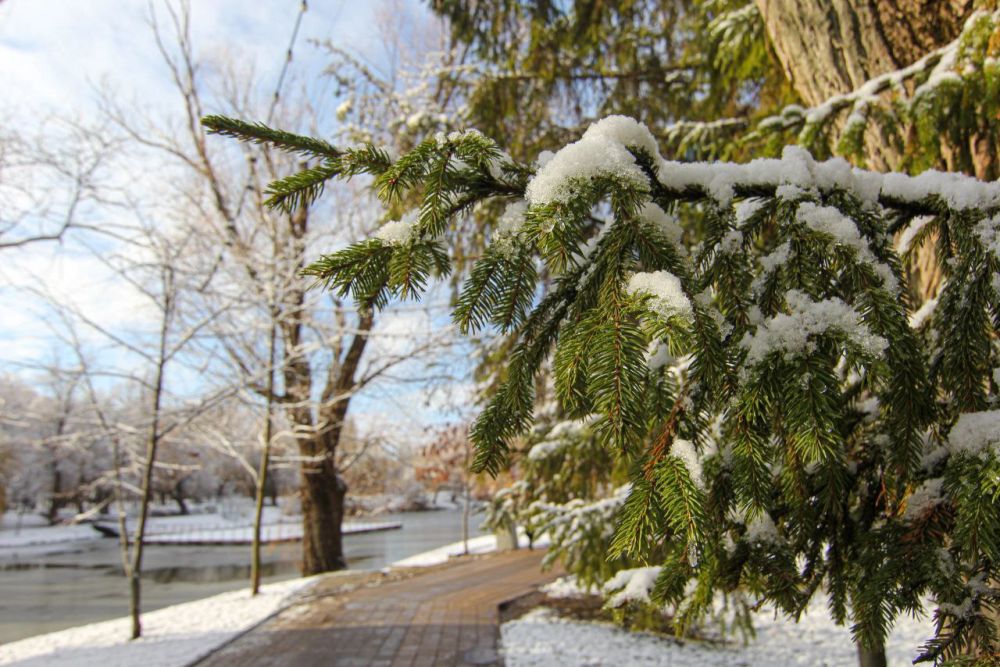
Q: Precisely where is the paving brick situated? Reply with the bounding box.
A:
[196,550,559,667]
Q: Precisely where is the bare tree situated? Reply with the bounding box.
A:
[94,1,458,577]
[38,212,234,637]
[0,117,119,250]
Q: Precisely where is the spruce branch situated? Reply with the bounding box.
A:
[201,115,341,159]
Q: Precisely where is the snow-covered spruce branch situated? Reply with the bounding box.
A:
[210,110,1000,661]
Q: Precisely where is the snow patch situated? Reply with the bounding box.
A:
[374,210,419,246]
[603,566,662,607]
[744,513,781,545]
[541,576,598,599]
[627,270,692,319]
[0,577,315,667]
[903,478,945,522]
[638,202,684,249]
[672,438,704,489]
[525,117,653,205]
[501,598,936,666]
[740,290,886,365]
[947,410,1000,458]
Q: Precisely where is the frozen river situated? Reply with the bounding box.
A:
[0,509,483,645]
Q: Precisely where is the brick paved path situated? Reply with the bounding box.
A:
[195,549,559,667]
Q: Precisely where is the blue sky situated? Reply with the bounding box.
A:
[0,0,476,441]
[0,2,385,112]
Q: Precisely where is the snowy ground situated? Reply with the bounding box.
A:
[0,530,501,664]
[502,583,936,667]
[392,530,547,567]
[0,577,315,667]
[0,512,100,549]
[391,534,499,566]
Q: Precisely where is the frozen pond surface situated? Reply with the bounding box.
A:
[0,509,483,644]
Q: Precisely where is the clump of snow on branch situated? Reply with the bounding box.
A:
[525,116,653,205]
[645,341,674,371]
[880,169,1000,211]
[740,290,886,365]
[758,241,791,275]
[374,210,419,246]
[735,198,765,223]
[627,271,692,319]
[435,128,484,147]
[523,109,1000,218]
[658,144,1000,209]
[541,576,599,599]
[582,114,662,157]
[528,418,593,461]
[974,213,1000,257]
[795,202,898,291]
[672,438,704,489]
[639,202,684,249]
[744,513,781,545]
[603,566,662,607]
[909,297,938,329]
[492,200,528,255]
[531,485,629,545]
[903,478,946,522]
[947,410,1000,458]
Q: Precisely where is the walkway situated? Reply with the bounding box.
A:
[195,549,560,667]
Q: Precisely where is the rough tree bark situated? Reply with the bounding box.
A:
[756,0,971,109]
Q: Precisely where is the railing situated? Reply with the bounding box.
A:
[93,519,403,545]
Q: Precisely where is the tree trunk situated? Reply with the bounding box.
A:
[173,491,188,516]
[756,0,971,109]
[857,640,887,667]
[290,303,373,576]
[300,457,348,574]
[129,283,173,640]
[46,463,63,525]
[251,312,277,595]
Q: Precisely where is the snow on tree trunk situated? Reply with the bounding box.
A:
[758,0,974,302]
[756,0,970,109]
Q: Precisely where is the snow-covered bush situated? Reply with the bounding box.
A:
[205,105,1000,662]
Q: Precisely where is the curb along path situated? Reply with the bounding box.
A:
[195,549,560,667]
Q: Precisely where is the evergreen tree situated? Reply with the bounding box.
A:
[202,6,1000,665]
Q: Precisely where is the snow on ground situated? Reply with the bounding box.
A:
[391,534,499,567]
[0,577,315,667]
[391,531,550,567]
[502,600,936,667]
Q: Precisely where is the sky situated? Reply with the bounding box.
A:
[0,0,475,442]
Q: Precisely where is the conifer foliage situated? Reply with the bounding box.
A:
[202,108,1000,662]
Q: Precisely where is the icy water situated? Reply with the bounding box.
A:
[0,510,484,644]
